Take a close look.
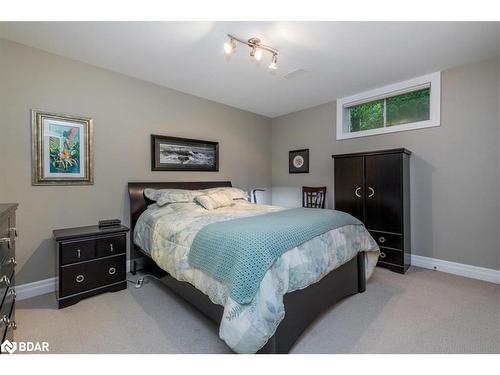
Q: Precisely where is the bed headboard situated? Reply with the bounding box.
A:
[128,181,232,231]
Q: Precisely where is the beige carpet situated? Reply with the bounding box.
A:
[15,267,500,354]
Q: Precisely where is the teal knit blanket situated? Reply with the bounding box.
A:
[188,208,362,304]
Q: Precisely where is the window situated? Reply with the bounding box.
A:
[336,72,440,140]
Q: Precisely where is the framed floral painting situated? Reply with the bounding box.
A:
[31,110,93,185]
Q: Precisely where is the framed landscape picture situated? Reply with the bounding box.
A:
[289,149,309,173]
[31,110,93,185]
[151,134,219,171]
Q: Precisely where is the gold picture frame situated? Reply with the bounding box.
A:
[31,110,93,185]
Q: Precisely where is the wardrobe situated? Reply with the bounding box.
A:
[332,149,411,273]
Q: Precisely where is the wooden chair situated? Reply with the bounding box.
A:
[302,186,327,209]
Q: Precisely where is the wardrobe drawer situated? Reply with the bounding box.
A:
[60,254,125,297]
[61,239,96,265]
[96,234,126,258]
[369,231,402,250]
[378,247,403,266]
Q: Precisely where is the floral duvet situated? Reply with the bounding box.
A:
[134,200,379,353]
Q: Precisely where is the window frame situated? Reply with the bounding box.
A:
[336,72,441,140]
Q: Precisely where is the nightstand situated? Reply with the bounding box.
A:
[53,224,129,309]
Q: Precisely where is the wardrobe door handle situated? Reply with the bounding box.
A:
[355,187,362,198]
[368,187,375,198]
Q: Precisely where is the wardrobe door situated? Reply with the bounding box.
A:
[365,153,403,233]
[334,156,364,222]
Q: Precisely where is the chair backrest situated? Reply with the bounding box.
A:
[302,186,327,208]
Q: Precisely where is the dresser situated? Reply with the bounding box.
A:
[332,149,411,273]
[54,224,129,309]
[0,204,18,347]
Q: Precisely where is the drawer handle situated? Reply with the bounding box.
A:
[379,236,386,243]
[76,274,85,283]
[77,249,81,258]
[108,267,116,275]
[6,257,17,267]
[0,237,11,249]
[0,275,10,286]
[9,289,16,300]
[368,187,375,198]
[110,243,114,252]
[8,320,17,330]
[0,315,10,327]
[9,227,18,238]
[380,252,386,259]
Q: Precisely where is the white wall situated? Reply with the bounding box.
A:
[0,39,272,284]
[271,57,500,270]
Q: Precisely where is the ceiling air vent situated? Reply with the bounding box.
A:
[283,68,307,80]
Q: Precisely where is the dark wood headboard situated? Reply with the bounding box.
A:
[128,181,232,232]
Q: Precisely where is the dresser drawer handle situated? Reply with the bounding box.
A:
[9,289,16,300]
[76,274,85,283]
[108,267,116,275]
[379,236,386,243]
[0,237,11,249]
[0,275,10,286]
[77,249,81,258]
[380,252,386,259]
[8,320,17,330]
[6,257,17,266]
[0,315,10,327]
[110,243,114,252]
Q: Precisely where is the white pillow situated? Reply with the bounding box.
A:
[195,190,235,210]
[144,188,203,206]
[202,187,249,201]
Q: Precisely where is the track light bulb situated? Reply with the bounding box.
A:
[254,48,262,61]
[269,54,278,70]
[224,39,235,55]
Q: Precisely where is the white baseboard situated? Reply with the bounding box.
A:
[411,254,500,284]
[15,277,57,301]
[15,258,147,301]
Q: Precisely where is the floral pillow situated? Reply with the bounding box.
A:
[144,188,203,206]
[195,190,235,210]
[202,187,249,201]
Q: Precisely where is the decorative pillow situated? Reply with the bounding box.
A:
[144,188,203,206]
[202,187,249,201]
[195,190,235,210]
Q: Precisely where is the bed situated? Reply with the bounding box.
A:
[128,181,379,354]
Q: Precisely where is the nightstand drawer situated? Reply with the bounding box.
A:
[96,234,126,258]
[369,231,402,250]
[60,254,125,297]
[378,247,403,266]
[61,239,96,265]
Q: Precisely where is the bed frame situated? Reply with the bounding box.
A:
[128,181,366,354]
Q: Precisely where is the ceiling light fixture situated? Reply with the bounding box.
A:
[269,54,278,70]
[224,34,278,70]
[224,38,236,55]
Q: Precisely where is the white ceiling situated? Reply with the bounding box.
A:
[1,22,499,118]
